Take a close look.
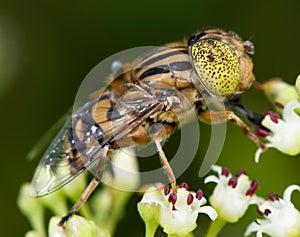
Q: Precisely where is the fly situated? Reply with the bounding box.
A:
[30,27,266,226]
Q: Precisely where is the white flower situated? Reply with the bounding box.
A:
[24,230,42,237]
[261,79,298,108]
[48,215,111,237]
[204,165,263,223]
[296,75,300,99]
[138,184,217,236]
[255,76,300,162]
[245,185,300,237]
[91,147,140,234]
[255,100,300,162]
[103,147,140,191]
[17,183,46,236]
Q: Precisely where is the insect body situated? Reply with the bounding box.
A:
[31,28,265,225]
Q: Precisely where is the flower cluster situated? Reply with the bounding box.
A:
[255,77,300,162]
[138,183,217,237]
[204,165,263,223]
[19,75,300,237]
[18,148,139,237]
[245,185,300,237]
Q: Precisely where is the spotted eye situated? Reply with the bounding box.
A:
[190,39,240,97]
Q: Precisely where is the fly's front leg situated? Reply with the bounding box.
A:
[199,110,266,150]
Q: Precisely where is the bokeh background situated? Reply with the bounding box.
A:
[1,0,300,236]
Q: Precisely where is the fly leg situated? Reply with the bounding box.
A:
[58,146,108,227]
[226,94,265,127]
[154,140,177,192]
[199,110,266,151]
[58,177,100,226]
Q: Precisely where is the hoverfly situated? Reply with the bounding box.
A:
[30,28,266,226]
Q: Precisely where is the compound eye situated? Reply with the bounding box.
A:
[190,39,240,97]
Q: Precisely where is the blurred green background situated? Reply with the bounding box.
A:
[1,0,300,236]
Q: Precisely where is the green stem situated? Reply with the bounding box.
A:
[145,222,159,237]
[206,218,227,237]
[168,233,195,237]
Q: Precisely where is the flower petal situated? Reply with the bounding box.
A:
[255,144,275,163]
[207,166,259,223]
[198,206,218,221]
[283,185,300,202]
[244,221,261,236]
[48,217,66,237]
[204,175,220,184]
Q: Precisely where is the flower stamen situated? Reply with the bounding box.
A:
[187,193,194,205]
[196,189,203,200]
[164,185,171,196]
[179,182,189,190]
[275,101,284,109]
[255,127,269,137]
[268,194,280,201]
[221,167,230,177]
[245,179,259,196]
[236,169,247,177]
[264,110,281,123]
[228,177,238,188]
[168,193,177,205]
[263,209,272,216]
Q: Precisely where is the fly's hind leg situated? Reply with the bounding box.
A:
[58,146,108,227]
[199,110,266,151]
[154,140,177,192]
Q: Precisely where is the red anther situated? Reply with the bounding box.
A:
[246,189,254,196]
[228,177,238,188]
[264,209,272,216]
[268,194,275,201]
[236,169,247,177]
[221,167,230,177]
[168,193,177,205]
[275,102,284,109]
[164,185,171,196]
[187,193,194,205]
[268,194,280,202]
[196,189,203,200]
[246,180,259,196]
[273,194,280,201]
[255,128,269,137]
[264,110,280,123]
[251,180,259,190]
[179,182,189,190]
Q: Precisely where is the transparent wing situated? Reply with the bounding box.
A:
[27,110,71,161]
[30,84,165,197]
[30,118,88,197]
